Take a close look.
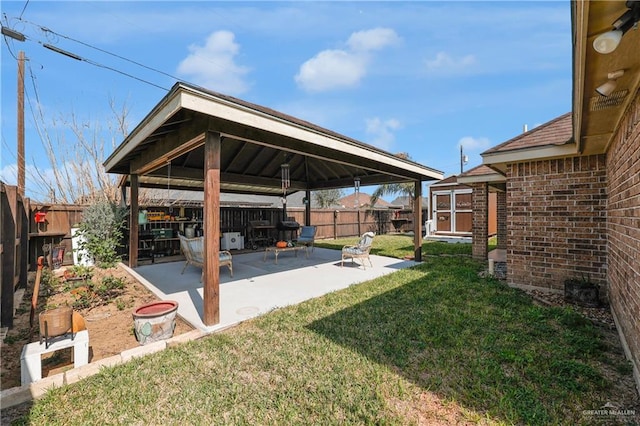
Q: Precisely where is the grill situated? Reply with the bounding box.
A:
[277,220,300,242]
[248,220,276,249]
[277,220,300,231]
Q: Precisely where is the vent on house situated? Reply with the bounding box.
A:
[590,90,628,111]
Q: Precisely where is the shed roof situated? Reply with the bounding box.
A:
[104,82,443,195]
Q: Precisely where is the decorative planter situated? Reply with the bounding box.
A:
[133,301,179,345]
[564,279,600,308]
[39,307,74,348]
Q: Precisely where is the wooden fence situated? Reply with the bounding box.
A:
[1,183,29,327]
[220,206,418,240]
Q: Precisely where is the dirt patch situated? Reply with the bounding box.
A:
[1,263,193,391]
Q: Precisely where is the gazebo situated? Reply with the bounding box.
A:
[104,82,443,325]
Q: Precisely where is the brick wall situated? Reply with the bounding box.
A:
[497,190,507,250]
[606,88,640,389]
[471,182,488,260]
[506,155,608,293]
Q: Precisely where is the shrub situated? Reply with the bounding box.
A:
[76,201,127,268]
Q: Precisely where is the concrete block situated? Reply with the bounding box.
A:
[166,330,206,347]
[121,341,166,362]
[28,374,65,400]
[0,385,32,410]
[21,330,89,386]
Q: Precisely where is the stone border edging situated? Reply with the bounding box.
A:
[0,329,206,410]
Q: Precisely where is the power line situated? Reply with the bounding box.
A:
[38,24,181,83]
[17,17,179,89]
[19,0,30,19]
[3,17,173,92]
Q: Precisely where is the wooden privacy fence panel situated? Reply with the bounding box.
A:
[219,207,400,240]
[1,183,29,328]
[28,204,86,270]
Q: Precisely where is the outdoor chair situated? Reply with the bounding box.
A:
[296,225,317,252]
[178,234,233,281]
[341,231,375,269]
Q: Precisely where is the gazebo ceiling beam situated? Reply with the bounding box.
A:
[205,117,431,181]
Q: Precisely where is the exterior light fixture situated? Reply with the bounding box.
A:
[593,30,623,54]
[596,69,625,97]
[593,1,640,54]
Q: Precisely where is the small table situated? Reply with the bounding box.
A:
[263,245,308,264]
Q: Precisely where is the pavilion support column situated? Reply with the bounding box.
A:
[471,182,488,261]
[203,131,221,326]
[129,174,139,268]
[413,181,422,262]
[305,189,311,225]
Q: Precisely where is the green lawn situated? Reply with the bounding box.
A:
[19,236,624,425]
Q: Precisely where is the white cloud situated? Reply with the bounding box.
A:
[0,163,18,186]
[295,50,367,92]
[365,117,401,150]
[425,52,476,74]
[177,30,250,95]
[347,27,400,52]
[458,136,491,151]
[295,28,399,92]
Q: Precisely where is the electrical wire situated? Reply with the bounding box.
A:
[19,0,30,19]
[17,17,180,87]
[38,24,181,83]
[3,16,172,92]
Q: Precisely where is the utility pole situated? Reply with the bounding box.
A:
[17,51,25,197]
[460,145,468,174]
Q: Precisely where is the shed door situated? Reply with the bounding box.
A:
[434,193,451,232]
[454,192,472,233]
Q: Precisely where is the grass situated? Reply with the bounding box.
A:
[17,236,620,425]
[315,233,484,257]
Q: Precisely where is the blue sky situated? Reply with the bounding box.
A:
[1,1,572,201]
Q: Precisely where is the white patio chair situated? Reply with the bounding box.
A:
[341,232,375,269]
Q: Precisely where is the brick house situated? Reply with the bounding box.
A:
[459,2,640,392]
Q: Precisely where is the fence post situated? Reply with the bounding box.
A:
[1,185,17,327]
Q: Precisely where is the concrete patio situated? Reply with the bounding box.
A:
[123,247,418,333]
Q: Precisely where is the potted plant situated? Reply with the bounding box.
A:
[564,274,600,308]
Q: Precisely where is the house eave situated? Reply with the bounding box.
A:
[482,143,578,173]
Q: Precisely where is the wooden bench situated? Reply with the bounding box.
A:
[21,330,89,385]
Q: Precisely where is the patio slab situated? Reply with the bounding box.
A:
[124,248,417,333]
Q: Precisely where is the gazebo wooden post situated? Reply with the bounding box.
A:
[129,174,139,268]
[413,181,422,262]
[305,189,311,225]
[203,131,221,325]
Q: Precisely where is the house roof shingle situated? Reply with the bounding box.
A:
[482,112,573,155]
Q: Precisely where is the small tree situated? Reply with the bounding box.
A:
[370,153,417,209]
[313,188,344,208]
[76,200,127,268]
